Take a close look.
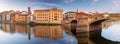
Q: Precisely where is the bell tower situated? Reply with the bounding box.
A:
[27,7,35,23]
[28,7,31,15]
[77,9,78,13]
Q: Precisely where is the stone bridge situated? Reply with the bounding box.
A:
[62,14,120,32]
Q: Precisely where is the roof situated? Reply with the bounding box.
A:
[65,11,76,14]
[34,8,63,12]
[15,11,28,16]
[76,12,87,16]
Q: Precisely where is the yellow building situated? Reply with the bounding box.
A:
[34,8,63,24]
[34,26,63,40]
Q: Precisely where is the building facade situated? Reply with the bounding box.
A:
[34,8,63,24]
[0,7,32,23]
[64,11,76,20]
[0,10,15,22]
[1,11,8,22]
[27,7,35,23]
[13,11,28,22]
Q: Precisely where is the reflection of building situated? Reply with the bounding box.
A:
[14,24,27,34]
[0,23,28,34]
[34,26,63,40]
[34,8,63,24]
[0,23,15,33]
[1,23,11,32]
[0,23,63,40]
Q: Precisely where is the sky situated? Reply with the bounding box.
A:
[0,0,120,13]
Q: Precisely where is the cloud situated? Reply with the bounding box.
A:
[62,0,74,3]
[0,3,10,12]
[26,2,58,6]
[93,0,99,2]
[92,0,99,4]
[113,0,120,7]
[0,3,8,7]
[32,6,48,10]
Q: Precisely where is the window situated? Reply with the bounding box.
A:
[54,16,57,18]
[54,13,57,15]
[54,19,57,20]
[37,17,40,18]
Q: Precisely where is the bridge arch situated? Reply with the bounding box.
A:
[89,19,109,31]
[71,20,77,24]
[70,20,77,34]
[89,19,108,25]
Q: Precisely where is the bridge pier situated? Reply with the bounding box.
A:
[77,32,90,44]
[76,17,90,32]
[76,25,89,33]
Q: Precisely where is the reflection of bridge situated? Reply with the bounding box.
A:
[62,24,119,44]
[62,24,99,44]
[62,14,120,32]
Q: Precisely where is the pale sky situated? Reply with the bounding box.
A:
[0,0,120,13]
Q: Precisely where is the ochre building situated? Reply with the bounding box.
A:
[34,8,63,24]
[13,11,28,22]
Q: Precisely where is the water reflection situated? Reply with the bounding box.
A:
[62,24,120,44]
[34,26,63,40]
[0,23,120,44]
[62,24,91,44]
[102,24,120,42]
[0,23,77,44]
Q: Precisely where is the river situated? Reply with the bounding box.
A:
[0,23,119,44]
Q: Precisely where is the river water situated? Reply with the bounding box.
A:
[0,23,119,44]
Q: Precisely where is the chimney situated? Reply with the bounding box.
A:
[28,7,31,15]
